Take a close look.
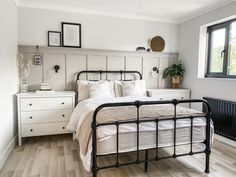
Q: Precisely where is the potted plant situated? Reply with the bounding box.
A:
[163,61,185,88]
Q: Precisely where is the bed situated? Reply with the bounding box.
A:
[67,70,213,177]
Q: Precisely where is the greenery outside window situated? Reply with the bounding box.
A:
[206,19,236,78]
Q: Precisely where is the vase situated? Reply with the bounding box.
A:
[171,76,182,88]
[20,80,29,93]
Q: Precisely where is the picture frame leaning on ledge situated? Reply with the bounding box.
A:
[48,31,61,47]
[62,22,81,48]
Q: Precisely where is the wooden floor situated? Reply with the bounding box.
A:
[0,134,236,177]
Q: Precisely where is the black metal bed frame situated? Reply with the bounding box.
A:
[76,70,211,177]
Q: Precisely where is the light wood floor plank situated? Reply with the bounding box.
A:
[0,134,235,177]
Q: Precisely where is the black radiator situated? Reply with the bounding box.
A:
[203,97,236,141]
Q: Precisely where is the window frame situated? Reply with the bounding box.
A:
[206,18,236,78]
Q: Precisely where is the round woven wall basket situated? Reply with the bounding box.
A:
[150,36,165,52]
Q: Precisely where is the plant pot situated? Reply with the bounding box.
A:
[171,76,182,88]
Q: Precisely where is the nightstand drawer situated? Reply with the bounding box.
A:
[21,110,72,124]
[21,122,70,137]
[20,97,73,111]
[152,93,189,100]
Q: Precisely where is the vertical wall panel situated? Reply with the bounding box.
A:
[23,52,43,91]
[143,57,159,89]
[66,54,87,90]
[43,53,66,90]
[125,56,143,80]
[159,54,177,88]
[107,55,125,80]
[87,55,107,80]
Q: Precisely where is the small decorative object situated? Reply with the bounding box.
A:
[136,47,146,51]
[48,31,61,47]
[54,65,60,73]
[62,22,81,48]
[163,61,185,88]
[20,80,29,93]
[150,36,165,52]
[18,53,32,93]
[36,83,55,93]
[152,67,159,73]
[34,45,42,65]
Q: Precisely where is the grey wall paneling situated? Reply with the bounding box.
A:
[18,46,178,91]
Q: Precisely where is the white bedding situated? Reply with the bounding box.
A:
[67,96,214,171]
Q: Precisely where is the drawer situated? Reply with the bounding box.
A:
[21,122,70,137]
[21,110,72,124]
[20,97,73,111]
[151,93,189,100]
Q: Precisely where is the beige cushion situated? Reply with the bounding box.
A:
[122,81,142,96]
[89,81,113,98]
[77,80,115,101]
[115,80,147,97]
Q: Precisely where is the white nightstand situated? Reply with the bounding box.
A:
[17,91,76,145]
[147,89,191,107]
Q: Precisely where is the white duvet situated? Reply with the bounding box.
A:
[67,96,213,171]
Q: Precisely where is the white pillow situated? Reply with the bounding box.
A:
[77,80,115,101]
[122,81,142,96]
[136,80,147,96]
[89,81,113,98]
[114,80,122,97]
[114,80,147,97]
[77,80,89,101]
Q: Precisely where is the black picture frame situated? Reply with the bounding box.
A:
[62,22,81,48]
[48,31,61,47]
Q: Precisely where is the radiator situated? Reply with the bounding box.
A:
[203,97,236,141]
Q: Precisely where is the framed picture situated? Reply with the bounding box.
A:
[62,22,81,48]
[48,31,61,47]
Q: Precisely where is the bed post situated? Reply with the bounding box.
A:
[204,101,211,173]
[92,114,98,177]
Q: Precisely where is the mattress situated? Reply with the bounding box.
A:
[68,96,214,171]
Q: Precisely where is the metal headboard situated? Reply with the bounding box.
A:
[76,70,142,81]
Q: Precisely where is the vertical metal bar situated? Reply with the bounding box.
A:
[100,72,102,80]
[173,102,177,157]
[190,116,193,154]
[155,119,159,160]
[136,105,140,162]
[92,119,97,177]
[144,150,149,172]
[205,109,211,173]
[116,122,119,166]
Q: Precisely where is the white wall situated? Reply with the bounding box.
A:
[18,7,178,52]
[0,0,18,169]
[178,2,236,109]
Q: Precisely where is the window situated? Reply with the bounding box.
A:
[206,19,236,78]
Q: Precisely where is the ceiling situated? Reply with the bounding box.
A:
[15,0,236,23]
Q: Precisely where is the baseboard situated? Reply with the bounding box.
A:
[0,135,17,170]
[215,134,236,148]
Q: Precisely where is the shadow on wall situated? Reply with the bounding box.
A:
[12,95,18,138]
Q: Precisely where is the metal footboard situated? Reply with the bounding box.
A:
[91,99,211,177]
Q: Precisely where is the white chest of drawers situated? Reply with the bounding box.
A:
[147,89,191,107]
[17,91,76,145]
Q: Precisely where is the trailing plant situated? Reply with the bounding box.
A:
[163,61,185,78]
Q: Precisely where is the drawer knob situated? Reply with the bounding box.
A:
[62,126,65,129]
[181,97,184,99]
[29,104,32,106]
[61,102,65,105]
[160,98,163,100]
[30,116,32,119]
[30,129,33,132]
[62,114,65,117]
